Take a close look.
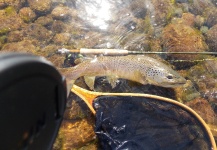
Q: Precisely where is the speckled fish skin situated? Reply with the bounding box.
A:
[67,55,186,88]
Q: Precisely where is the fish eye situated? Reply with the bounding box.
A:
[166,75,173,79]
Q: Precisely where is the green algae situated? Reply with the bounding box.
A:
[21,16,32,23]
[4,6,16,16]
[0,35,7,43]
[0,28,10,35]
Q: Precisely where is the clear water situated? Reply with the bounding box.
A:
[0,0,217,149]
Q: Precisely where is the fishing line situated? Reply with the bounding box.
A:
[168,58,216,63]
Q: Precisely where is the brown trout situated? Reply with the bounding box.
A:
[65,55,186,93]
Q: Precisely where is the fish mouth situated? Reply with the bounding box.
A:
[170,82,186,86]
[161,79,187,87]
[173,80,187,85]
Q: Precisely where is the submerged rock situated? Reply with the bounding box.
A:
[7,30,23,42]
[51,20,68,33]
[37,44,61,56]
[185,97,217,124]
[1,40,37,53]
[206,24,217,51]
[195,15,205,27]
[0,6,24,35]
[180,13,195,27]
[150,0,175,35]
[203,6,217,27]
[151,0,175,25]
[23,23,53,42]
[186,58,217,106]
[54,119,95,149]
[35,15,53,27]
[19,7,36,23]
[51,5,75,20]
[162,23,208,61]
[188,0,214,15]
[52,33,71,45]
[3,0,25,10]
[27,0,52,13]
[46,54,67,68]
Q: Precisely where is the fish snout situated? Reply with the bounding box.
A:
[169,76,187,87]
[159,76,187,88]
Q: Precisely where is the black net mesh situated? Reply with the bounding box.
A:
[94,96,213,150]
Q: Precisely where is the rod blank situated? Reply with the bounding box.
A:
[57,48,217,56]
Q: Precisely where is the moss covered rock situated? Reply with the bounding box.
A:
[3,0,25,10]
[188,0,213,15]
[19,7,36,23]
[35,15,53,27]
[51,5,74,20]
[52,33,71,45]
[186,58,217,105]
[206,24,217,51]
[185,97,216,124]
[23,23,53,42]
[27,0,52,13]
[1,40,37,53]
[151,0,176,35]
[203,6,217,27]
[54,119,95,149]
[7,30,23,42]
[51,20,68,33]
[162,23,208,60]
[0,6,24,35]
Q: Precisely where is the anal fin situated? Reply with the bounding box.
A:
[107,76,119,89]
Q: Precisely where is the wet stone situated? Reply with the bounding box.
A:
[23,23,53,42]
[52,33,71,45]
[195,15,205,27]
[185,97,216,124]
[53,119,96,149]
[0,6,24,35]
[1,40,37,53]
[63,100,87,120]
[35,15,53,27]
[203,7,217,28]
[51,5,73,20]
[37,44,59,57]
[51,20,68,33]
[206,24,217,51]
[188,0,213,15]
[162,23,208,61]
[7,30,23,42]
[19,7,36,23]
[46,54,66,68]
[27,0,52,13]
[3,0,25,10]
[181,13,195,27]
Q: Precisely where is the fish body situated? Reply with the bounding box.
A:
[66,55,186,89]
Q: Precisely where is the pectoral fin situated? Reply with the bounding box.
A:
[134,70,147,85]
[84,76,96,90]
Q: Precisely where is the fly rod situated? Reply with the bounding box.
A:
[58,48,217,56]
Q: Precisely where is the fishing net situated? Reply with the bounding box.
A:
[94,96,213,150]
